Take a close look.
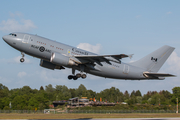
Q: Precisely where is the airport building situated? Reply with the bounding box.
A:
[53,97,116,108]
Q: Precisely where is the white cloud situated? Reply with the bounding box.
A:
[9,12,22,18]
[0,12,37,33]
[17,71,27,78]
[77,43,101,54]
[167,12,172,14]
[136,15,141,18]
[0,19,36,32]
[167,52,180,74]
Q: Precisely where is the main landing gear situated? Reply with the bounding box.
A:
[20,52,25,63]
[68,73,87,80]
[68,66,87,80]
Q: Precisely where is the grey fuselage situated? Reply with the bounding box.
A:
[2,33,149,80]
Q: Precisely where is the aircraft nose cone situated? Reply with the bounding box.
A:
[2,36,5,41]
[2,35,7,42]
[2,35,10,43]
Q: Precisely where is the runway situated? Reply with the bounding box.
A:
[2,118,180,120]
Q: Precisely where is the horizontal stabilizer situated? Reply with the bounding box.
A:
[143,72,176,78]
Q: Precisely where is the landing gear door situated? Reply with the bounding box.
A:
[123,65,129,74]
[23,35,30,43]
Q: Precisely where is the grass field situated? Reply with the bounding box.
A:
[0,113,180,119]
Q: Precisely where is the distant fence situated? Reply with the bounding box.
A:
[0,110,44,113]
[0,109,178,114]
[67,110,177,113]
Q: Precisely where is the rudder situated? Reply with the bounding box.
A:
[130,45,175,72]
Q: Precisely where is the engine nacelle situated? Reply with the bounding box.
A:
[40,59,64,70]
[50,52,76,66]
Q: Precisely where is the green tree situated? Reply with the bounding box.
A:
[3,106,10,110]
[151,91,158,96]
[55,85,71,100]
[130,90,136,97]
[171,87,180,104]
[124,90,130,100]
[143,91,152,101]
[96,87,124,102]
[172,87,180,98]
[0,83,9,98]
[21,86,32,94]
[40,86,44,91]
[76,84,87,97]
[0,97,10,110]
[87,90,96,98]
[45,84,55,100]
[69,88,76,98]
[159,90,172,105]
[159,90,172,99]
[135,90,142,96]
[136,96,142,104]
[28,96,39,109]
[150,93,161,105]
[148,98,152,103]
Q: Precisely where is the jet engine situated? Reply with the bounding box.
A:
[40,59,65,70]
[50,52,76,66]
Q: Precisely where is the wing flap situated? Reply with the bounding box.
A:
[73,54,133,64]
[74,54,132,59]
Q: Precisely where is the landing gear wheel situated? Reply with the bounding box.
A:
[73,76,78,80]
[20,58,25,63]
[81,74,87,79]
[68,75,73,80]
[76,73,81,78]
[20,52,25,63]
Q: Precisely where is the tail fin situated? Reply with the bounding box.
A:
[130,45,175,72]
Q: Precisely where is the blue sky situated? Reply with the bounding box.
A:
[0,0,180,95]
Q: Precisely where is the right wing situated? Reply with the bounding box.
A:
[73,54,133,65]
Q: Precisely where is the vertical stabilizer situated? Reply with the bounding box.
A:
[130,45,175,72]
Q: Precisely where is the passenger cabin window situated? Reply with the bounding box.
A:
[9,33,17,37]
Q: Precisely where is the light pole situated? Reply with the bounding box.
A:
[176,98,178,114]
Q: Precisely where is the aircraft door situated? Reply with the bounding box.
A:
[22,35,30,43]
[123,65,129,74]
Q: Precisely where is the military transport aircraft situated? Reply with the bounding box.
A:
[2,33,175,80]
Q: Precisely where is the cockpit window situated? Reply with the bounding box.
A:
[9,33,17,37]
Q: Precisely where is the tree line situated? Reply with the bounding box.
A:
[0,83,180,110]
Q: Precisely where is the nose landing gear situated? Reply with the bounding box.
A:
[20,58,25,62]
[20,52,25,63]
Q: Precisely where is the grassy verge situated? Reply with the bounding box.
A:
[0,113,180,119]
